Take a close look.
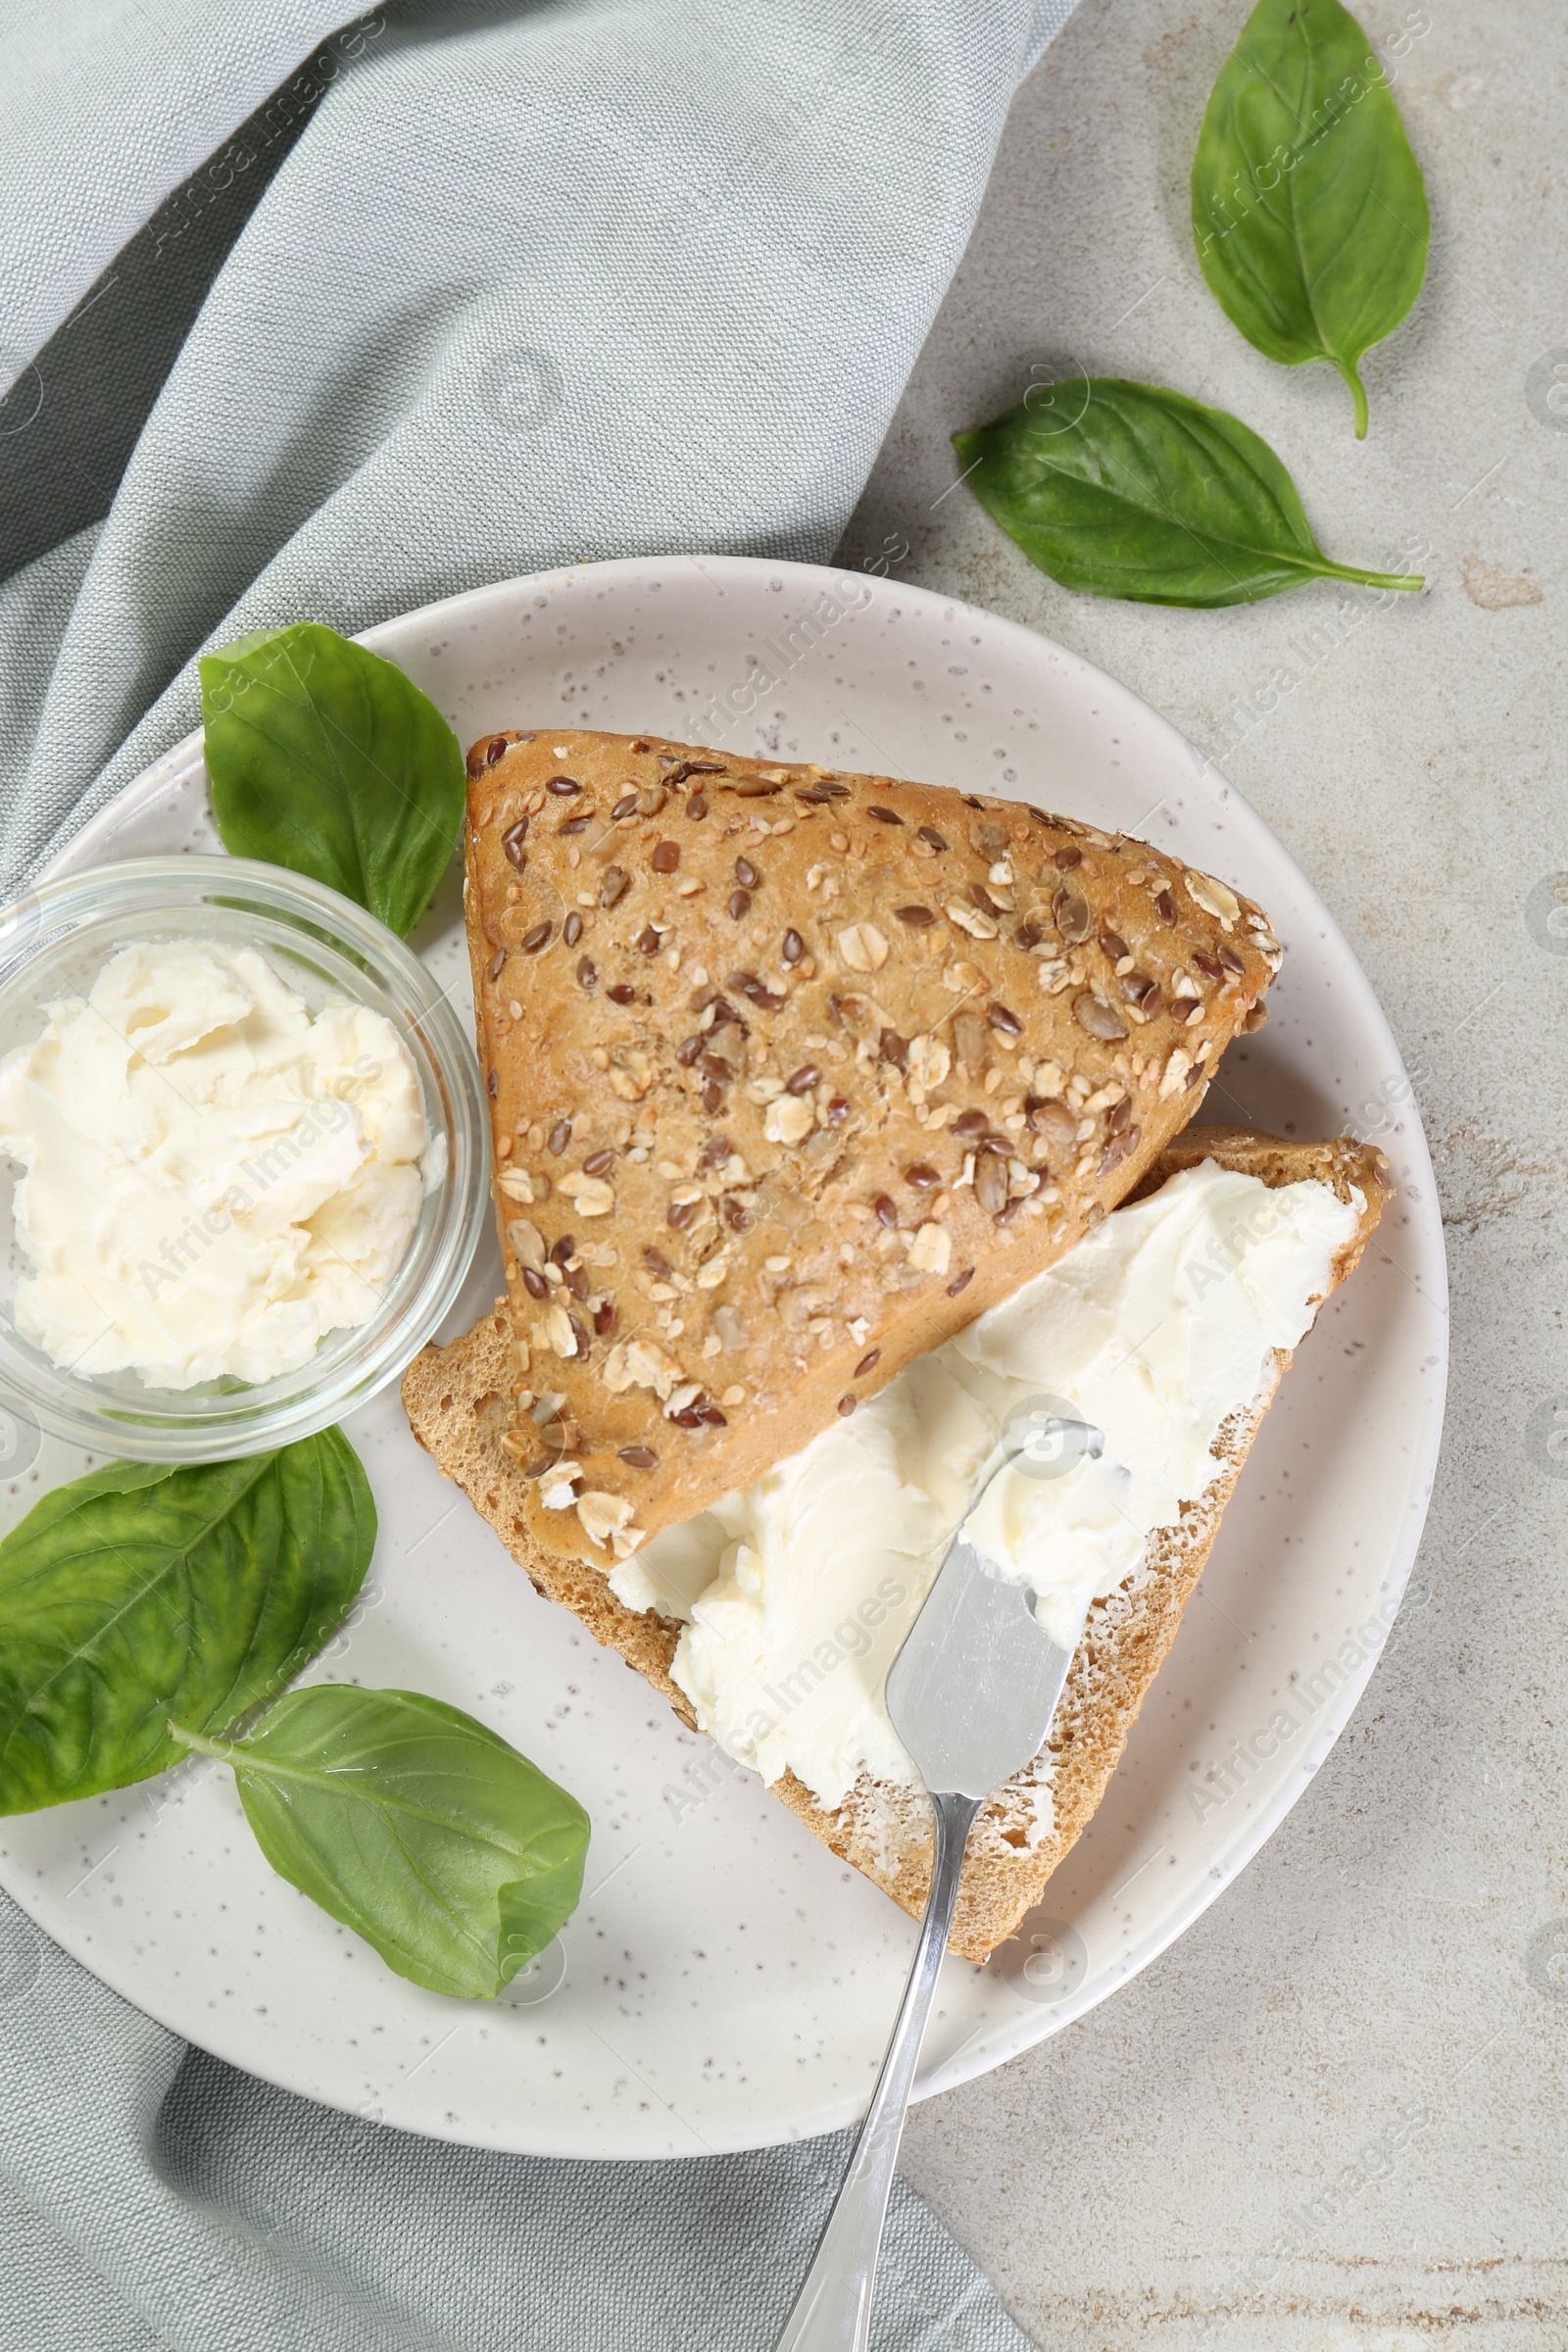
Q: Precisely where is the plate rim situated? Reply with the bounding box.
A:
[11,552,1447,2153]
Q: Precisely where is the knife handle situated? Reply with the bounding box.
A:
[770,1787,982,2352]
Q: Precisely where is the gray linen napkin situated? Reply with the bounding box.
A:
[0,1896,1033,2350]
[0,2,1076,2342]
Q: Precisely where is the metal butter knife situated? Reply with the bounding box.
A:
[770,1509,1076,2352]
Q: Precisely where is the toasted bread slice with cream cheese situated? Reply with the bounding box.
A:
[403,1123,1387,1961]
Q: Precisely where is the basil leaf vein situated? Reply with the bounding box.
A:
[0,1433,374,1813]
[175,1687,590,2000]
[1192,0,1430,437]
[953,377,1423,608]
[200,621,466,937]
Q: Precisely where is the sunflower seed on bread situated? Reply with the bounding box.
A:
[459,728,1282,1570]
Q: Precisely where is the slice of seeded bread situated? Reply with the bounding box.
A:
[403,1125,1389,1962]
[461,728,1281,1576]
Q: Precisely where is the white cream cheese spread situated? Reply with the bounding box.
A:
[0,938,432,1389]
[610,1162,1360,1812]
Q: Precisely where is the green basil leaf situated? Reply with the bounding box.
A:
[200,622,466,937]
[1192,0,1430,437]
[176,1688,590,1999]
[0,1434,374,1814]
[952,378,1423,608]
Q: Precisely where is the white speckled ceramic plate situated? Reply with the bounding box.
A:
[0,558,1446,2158]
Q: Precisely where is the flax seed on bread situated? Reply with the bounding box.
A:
[461,729,1281,1577]
[403,1125,1389,1961]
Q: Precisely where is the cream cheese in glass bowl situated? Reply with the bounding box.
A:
[0,857,486,1460]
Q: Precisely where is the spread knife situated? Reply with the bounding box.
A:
[770,1479,1079,2352]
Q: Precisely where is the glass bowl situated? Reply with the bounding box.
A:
[0,856,487,1461]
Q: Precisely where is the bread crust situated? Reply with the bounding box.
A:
[402,1125,1389,1961]
[461,728,1281,1575]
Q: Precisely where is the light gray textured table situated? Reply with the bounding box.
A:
[836,0,1567,2342]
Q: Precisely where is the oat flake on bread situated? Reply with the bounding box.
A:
[457,729,1282,1571]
